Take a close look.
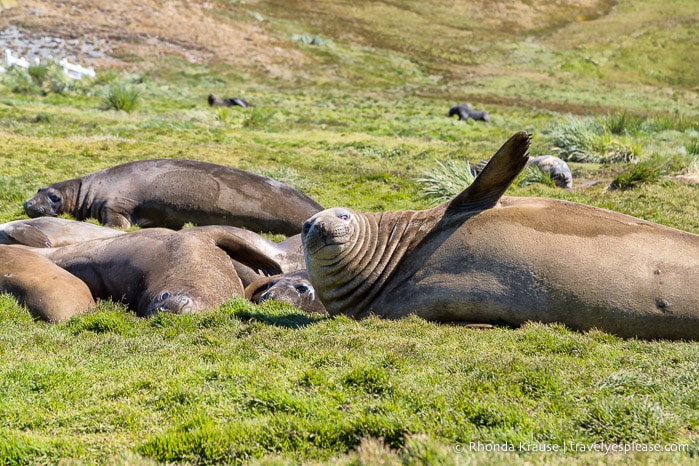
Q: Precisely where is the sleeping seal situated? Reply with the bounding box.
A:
[30,226,282,316]
[0,217,125,247]
[245,270,327,315]
[302,132,699,340]
[23,159,323,236]
[0,246,95,322]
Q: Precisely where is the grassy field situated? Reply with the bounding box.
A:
[1,0,698,464]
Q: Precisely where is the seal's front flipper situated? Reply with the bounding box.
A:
[2,223,53,248]
[447,131,530,215]
[210,228,283,277]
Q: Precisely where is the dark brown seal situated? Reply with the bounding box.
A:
[245,270,327,315]
[208,94,253,108]
[23,158,323,236]
[302,132,699,340]
[448,104,490,122]
[0,246,95,322]
[218,229,305,288]
[31,226,282,316]
[0,217,125,248]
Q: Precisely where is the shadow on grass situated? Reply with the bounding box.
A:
[230,307,327,329]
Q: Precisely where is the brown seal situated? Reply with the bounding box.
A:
[0,217,125,248]
[23,158,323,236]
[217,229,305,287]
[0,246,95,322]
[245,270,327,315]
[31,226,282,316]
[302,132,699,340]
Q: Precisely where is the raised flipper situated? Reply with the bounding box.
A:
[204,226,283,277]
[446,131,530,214]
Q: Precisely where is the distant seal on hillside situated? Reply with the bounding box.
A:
[23,158,323,236]
[245,270,327,315]
[0,217,125,248]
[208,94,253,108]
[448,104,490,122]
[528,155,573,189]
[302,132,699,340]
[0,246,95,322]
[472,155,573,189]
[30,226,282,316]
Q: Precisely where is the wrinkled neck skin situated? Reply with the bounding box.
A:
[310,205,449,316]
[52,179,81,217]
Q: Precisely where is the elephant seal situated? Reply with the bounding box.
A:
[0,246,95,322]
[0,217,125,248]
[302,131,699,340]
[217,229,305,287]
[23,158,323,236]
[448,104,490,122]
[208,94,253,108]
[245,270,327,315]
[31,226,282,316]
[529,155,573,189]
[472,155,573,189]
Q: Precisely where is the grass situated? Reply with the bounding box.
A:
[0,0,699,464]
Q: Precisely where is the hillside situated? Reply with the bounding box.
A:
[1,0,697,114]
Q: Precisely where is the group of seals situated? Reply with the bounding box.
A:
[448,104,490,122]
[27,226,283,316]
[23,158,322,236]
[302,132,699,340]
[208,94,253,108]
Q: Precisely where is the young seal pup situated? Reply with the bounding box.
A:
[23,159,323,236]
[302,132,699,340]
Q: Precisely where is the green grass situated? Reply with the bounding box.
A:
[1,0,699,463]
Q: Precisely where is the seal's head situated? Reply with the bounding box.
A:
[23,186,64,218]
[145,290,198,316]
[301,207,356,262]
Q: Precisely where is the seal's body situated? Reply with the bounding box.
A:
[529,155,573,189]
[0,246,95,322]
[302,132,699,340]
[23,159,323,236]
[31,226,282,316]
[0,217,125,248]
[448,104,490,122]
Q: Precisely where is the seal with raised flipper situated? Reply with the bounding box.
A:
[302,132,699,340]
[23,159,323,236]
[0,246,95,322]
[0,217,126,248]
[30,226,283,316]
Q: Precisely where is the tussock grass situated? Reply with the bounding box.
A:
[415,159,476,203]
[102,83,140,113]
[547,115,640,164]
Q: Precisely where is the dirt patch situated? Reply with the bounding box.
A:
[0,0,308,76]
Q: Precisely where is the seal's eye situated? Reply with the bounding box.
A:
[159,291,170,301]
[295,285,310,294]
[48,193,61,203]
[337,213,349,221]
